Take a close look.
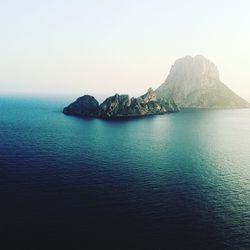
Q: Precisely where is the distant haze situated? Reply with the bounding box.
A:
[0,0,250,101]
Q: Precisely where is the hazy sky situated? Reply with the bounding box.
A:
[0,0,250,100]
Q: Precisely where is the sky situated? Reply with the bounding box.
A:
[0,0,250,100]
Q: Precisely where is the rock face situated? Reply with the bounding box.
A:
[63,88,179,118]
[63,95,100,117]
[156,55,249,108]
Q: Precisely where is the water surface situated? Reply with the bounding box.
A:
[1,96,250,249]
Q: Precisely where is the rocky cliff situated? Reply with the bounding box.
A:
[156,55,249,108]
[63,88,179,118]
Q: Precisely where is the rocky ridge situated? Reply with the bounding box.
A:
[63,88,179,118]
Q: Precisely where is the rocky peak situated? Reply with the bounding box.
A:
[156,55,249,108]
[168,55,220,88]
[140,88,157,103]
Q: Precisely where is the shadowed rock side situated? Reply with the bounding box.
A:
[63,95,100,117]
[156,55,249,108]
[63,88,179,118]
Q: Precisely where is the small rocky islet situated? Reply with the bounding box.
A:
[63,88,180,118]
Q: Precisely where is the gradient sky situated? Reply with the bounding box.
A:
[0,0,250,100]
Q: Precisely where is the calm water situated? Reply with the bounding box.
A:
[1,96,250,249]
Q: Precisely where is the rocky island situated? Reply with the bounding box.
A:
[63,55,249,119]
[156,55,249,108]
[63,88,180,118]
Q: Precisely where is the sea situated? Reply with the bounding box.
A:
[0,95,250,249]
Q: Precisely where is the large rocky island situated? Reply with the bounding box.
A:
[63,88,179,118]
[156,55,249,108]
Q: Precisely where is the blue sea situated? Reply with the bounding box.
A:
[1,95,250,249]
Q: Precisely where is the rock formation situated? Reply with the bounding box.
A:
[64,55,249,119]
[63,88,179,118]
[63,95,100,117]
[156,55,249,108]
